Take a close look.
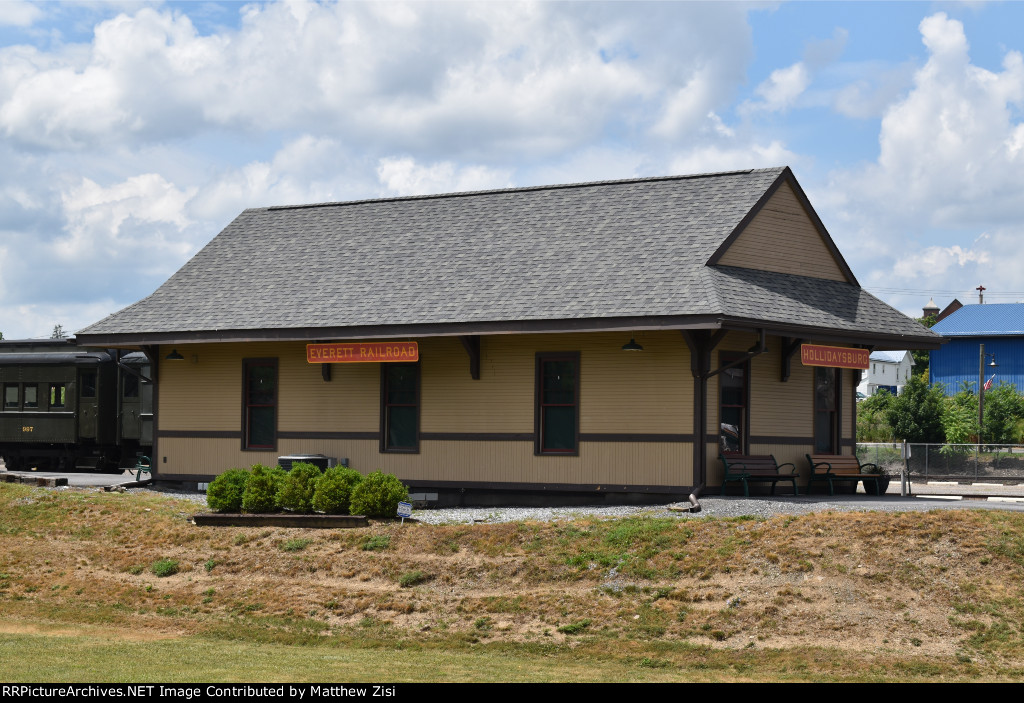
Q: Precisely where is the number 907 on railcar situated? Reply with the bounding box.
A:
[0,339,152,472]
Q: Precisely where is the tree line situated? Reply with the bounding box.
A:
[858,376,1024,444]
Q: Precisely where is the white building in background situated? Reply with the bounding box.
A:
[858,350,914,397]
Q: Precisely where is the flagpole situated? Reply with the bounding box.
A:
[979,344,985,446]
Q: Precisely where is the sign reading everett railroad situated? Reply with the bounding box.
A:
[799,344,869,370]
[307,342,419,364]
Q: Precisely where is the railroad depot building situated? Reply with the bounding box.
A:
[77,167,940,500]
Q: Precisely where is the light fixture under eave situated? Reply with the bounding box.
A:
[621,337,644,351]
[165,349,185,361]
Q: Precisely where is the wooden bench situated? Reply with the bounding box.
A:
[718,454,799,497]
[805,454,882,496]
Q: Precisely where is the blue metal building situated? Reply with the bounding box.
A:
[930,303,1024,395]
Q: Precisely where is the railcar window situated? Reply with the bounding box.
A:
[81,372,96,398]
[3,384,19,410]
[23,386,38,408]
[123,373,139,398]
[50,384,66,408]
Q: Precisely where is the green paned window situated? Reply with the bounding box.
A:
[23,386,37,408]
[244,360,277,450]
[382,363,419,452]
[536,353,579,455]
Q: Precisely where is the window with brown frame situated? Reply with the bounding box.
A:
[814,367,840,453]
[535,352,580,455]
[381,363,419,453]
[718,352,749,455]
[243,359,277,450]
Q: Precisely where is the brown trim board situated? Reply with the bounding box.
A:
[154,431,693,443]
[151,474,697,495]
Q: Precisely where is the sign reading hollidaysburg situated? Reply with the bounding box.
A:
[307,342,419,364]
[800,344,869,370]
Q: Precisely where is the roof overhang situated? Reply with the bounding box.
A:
[75,314,945,351]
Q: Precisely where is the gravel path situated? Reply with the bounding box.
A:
[135,486,1023,522]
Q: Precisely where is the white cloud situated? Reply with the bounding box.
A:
[57,173,196,262]
[892,244,990,279]
[189,135,378,220]
[377,157,513,197]
[0,1,42,28]
[668,140,800,176]
[827,13,1019,233]
[0,2,754,156]
[12,299,128,341]
[749,62,811,113]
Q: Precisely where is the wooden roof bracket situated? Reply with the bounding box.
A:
[780,336,803,383]
[460,335,481,380]
[705,328,768,379]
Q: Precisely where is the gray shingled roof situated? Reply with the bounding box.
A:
[78,167,939,347]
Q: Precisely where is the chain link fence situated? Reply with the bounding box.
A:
[858,442,1024,482]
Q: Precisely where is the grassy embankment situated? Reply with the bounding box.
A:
[1,482,1023,682]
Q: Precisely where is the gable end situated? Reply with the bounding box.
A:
[707,169,858,285]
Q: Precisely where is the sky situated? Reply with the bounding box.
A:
[1,0,1023,339]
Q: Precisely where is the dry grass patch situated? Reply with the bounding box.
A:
[2,483,1024,680]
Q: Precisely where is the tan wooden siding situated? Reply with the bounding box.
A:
[156,332,695,488]
[159,333,693,437]
[716,182,850,282]
[156,437,693,488]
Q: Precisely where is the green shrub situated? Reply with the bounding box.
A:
[281,538,312,552]
[361,534,391,551]
[241,464,285,513]
[151,559,179,577]
[398,570,426,587]
[557,619,592,635]
[312,465,363,515]
[349,470,408,518]
[276,462,321,513]
[205,468,251,513]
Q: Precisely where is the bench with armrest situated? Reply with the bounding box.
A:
[718,454,799,497]
[805,454,882,496]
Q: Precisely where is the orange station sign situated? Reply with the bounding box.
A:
[307,342,419,364]
[800,344,869,370]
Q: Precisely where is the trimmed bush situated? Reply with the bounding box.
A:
[312,465,364,515]
[151,559,179,577]
[277,462,322,513]
[241,464,285,513]
[205,468,251,513]
[349,470,408,518]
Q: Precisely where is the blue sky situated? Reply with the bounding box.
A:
[1,0,1023,339]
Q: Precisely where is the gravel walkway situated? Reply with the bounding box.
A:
[134,486,1022,523]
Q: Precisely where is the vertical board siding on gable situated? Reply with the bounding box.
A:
[716,182,848,282]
